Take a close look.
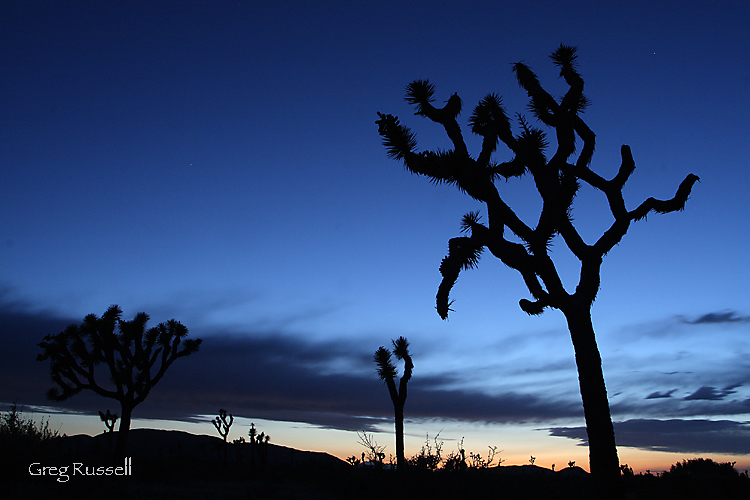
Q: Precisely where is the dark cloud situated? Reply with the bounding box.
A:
[612,394,750,420]
[1,302,583,433]
[411,376,583,423]
[684,384,740,401]
[684,311,750,325]
[0,302,79,405]
[645,389,677,399]
[549,419,750,456]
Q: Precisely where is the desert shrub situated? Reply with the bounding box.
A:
[0,402,61,443]
[357,432,386,467]
[468,445,501,469]
[665,457,739,479]
[407,433,443,470]
[0,402,62,474]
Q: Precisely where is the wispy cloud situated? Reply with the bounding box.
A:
[549,419,750,456]
[684,384,742,401]
[682,311,750,325]
[645,389,677,399]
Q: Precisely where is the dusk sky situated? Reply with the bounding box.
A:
[2,1,749,472]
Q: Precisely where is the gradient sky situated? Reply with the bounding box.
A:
[2,1,749,472]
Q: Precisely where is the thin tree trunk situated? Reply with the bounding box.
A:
[564,307,620,481]
[395,405,405,470]
[114,404,132,460]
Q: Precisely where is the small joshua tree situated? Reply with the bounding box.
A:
[37,305,202,458]
[376,45,698,481]
[99,409,118,455]
[212,409,233,441]
[374,336,413,470]
[99,410,118,433]
[212,409,233,465]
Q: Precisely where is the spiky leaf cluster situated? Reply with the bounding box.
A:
[374,347,397,380]
[376,112,417,161]
[392,336,410,360]
[549,44,579,69]
[405,80,436,111]
[460,211,482,233]
[37,305,201,407]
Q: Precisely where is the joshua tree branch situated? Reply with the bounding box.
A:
[629,173,700,221]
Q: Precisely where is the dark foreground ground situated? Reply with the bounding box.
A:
[8,462,750,500]
[5,429,749,499]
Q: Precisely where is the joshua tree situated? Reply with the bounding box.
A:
[99,409,118,455]
[212,409,234,441]
[212,409,233,465]
[99,409,118,433]
[374,336,413,470]
[37,305,202,458]
[376,45,698,480]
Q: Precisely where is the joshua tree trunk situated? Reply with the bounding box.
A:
[114,403,133,460]
[379,371,408,470]
[564,305,619,480]
[394,392,405,469]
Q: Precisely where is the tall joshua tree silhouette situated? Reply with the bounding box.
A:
[374,336,413,470]
[376,46,698,480]
[37,305,202,458]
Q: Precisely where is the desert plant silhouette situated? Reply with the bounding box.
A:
[99,409,119,433]
[37,305,202,458]
[99,409,118,455]
[0,402,61,471]
[0,402,61,445]
[408,432,444,470]
[376,45,699,481]
[212,408,233,465]
[357,431,386,466]
[248,422,270,469]
[374,336,413,470]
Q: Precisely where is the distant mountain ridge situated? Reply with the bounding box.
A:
[56,428,348,468]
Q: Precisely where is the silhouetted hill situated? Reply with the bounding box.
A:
[485,464,587,476]
[56,428,347,468]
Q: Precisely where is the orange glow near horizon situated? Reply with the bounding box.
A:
[34,412,750,475]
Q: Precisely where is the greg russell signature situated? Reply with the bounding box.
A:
[29,457,132,483]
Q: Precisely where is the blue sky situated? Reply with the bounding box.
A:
[1,1,749,471]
